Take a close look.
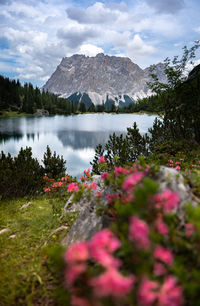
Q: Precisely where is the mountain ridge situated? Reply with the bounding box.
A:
[43,53,167,108]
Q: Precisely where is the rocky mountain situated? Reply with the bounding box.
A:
[43,53,167,109]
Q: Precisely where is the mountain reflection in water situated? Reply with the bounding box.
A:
[0,114,156,177]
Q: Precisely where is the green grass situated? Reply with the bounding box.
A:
[0,195,77,305]
[0,111,32,118]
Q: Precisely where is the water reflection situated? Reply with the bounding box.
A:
[0,114,156,177]
[57,130,125,149]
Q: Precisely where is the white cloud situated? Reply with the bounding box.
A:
[78,44,104,57]
[194,26,200,33]
[0,0,200,85]
[66,2,118,24]
[144,0,185,14]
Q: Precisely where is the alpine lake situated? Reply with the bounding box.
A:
[0,113,157,178]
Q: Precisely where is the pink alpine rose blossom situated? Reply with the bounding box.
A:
[175,166,181,171]
[154,189,179,213]
[106,193,119,205]
[89,229,121,268]
[101,172,109,180]
[153,262,167,276]
[185,223,195,237]
[114,166,130,175]
[122,172,144,191]
[129,216,150,250]
[83,168,90,176]
[64,241,89,265]
[154,246,174,267]
[89,182,97,190]
[155,214,169,237]
[95,191,102,198]
[158,276,183,306]
[71,296,91,306]
[98,156,106,163]
[64,263,87,287]
[79,176,88,180]
[67,183,79,192]
[89,229,121,253]
[44,187,51,192]
[89,246,121,268]
[90,268,135,298]
[138,276,159,306]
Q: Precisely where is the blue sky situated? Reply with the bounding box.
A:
[0,0,200,87]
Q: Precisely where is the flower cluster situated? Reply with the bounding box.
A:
[64,229,135,303]
[43,174,75,194]
[62,159,191,305]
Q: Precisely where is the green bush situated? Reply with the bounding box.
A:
[91,122,149,174]
[0,146,67,199]
[42,145,66,179]
[0,147,43,199]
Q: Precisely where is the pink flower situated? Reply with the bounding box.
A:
[158,276,183,306]
[114,167,129,175]
[101,172,109,180]
[129,216,150,250]
[106,193,119,205]
[61,175,70,181]
[89,247,121,268]
[155,214,169,237]
[67,182,79,192]
[79,176,88,180]
[138,276,159,306]
[122,172,144,191]
[95,191,102,198]
[89,229,121,268]
[179,158,184,161]
[175,162,181,165]
[64,241,89,265]
[185,223,195,237]
[153,262,167,276]
[98,156,106,163]
[169,160,173,163]
[64,263,87,287]
[83,168,90,176]
[154,189,179,213]
[71,296,90,306]
[44,187,51,192]
[90,229,121,253]
[90,268,135,298]
[154,246,174,267]
[89,182,97,190]
[174,166,181,171]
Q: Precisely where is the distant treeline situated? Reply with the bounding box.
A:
[0,75,163,115]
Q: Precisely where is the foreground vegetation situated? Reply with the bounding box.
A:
[0,195,77,305]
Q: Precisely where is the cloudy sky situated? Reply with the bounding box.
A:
[0,0,200,87]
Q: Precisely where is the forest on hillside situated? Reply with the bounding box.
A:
[0,75,163,115]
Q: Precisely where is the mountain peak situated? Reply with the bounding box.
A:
[43,54,167,107]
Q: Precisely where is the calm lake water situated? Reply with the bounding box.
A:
[0,113,156,177]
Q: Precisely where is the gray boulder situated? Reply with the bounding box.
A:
[61,175,112,247]
[157,166,198,223]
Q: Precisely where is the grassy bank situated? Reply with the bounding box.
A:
[0,111,32,118]
[0,195,77,305]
